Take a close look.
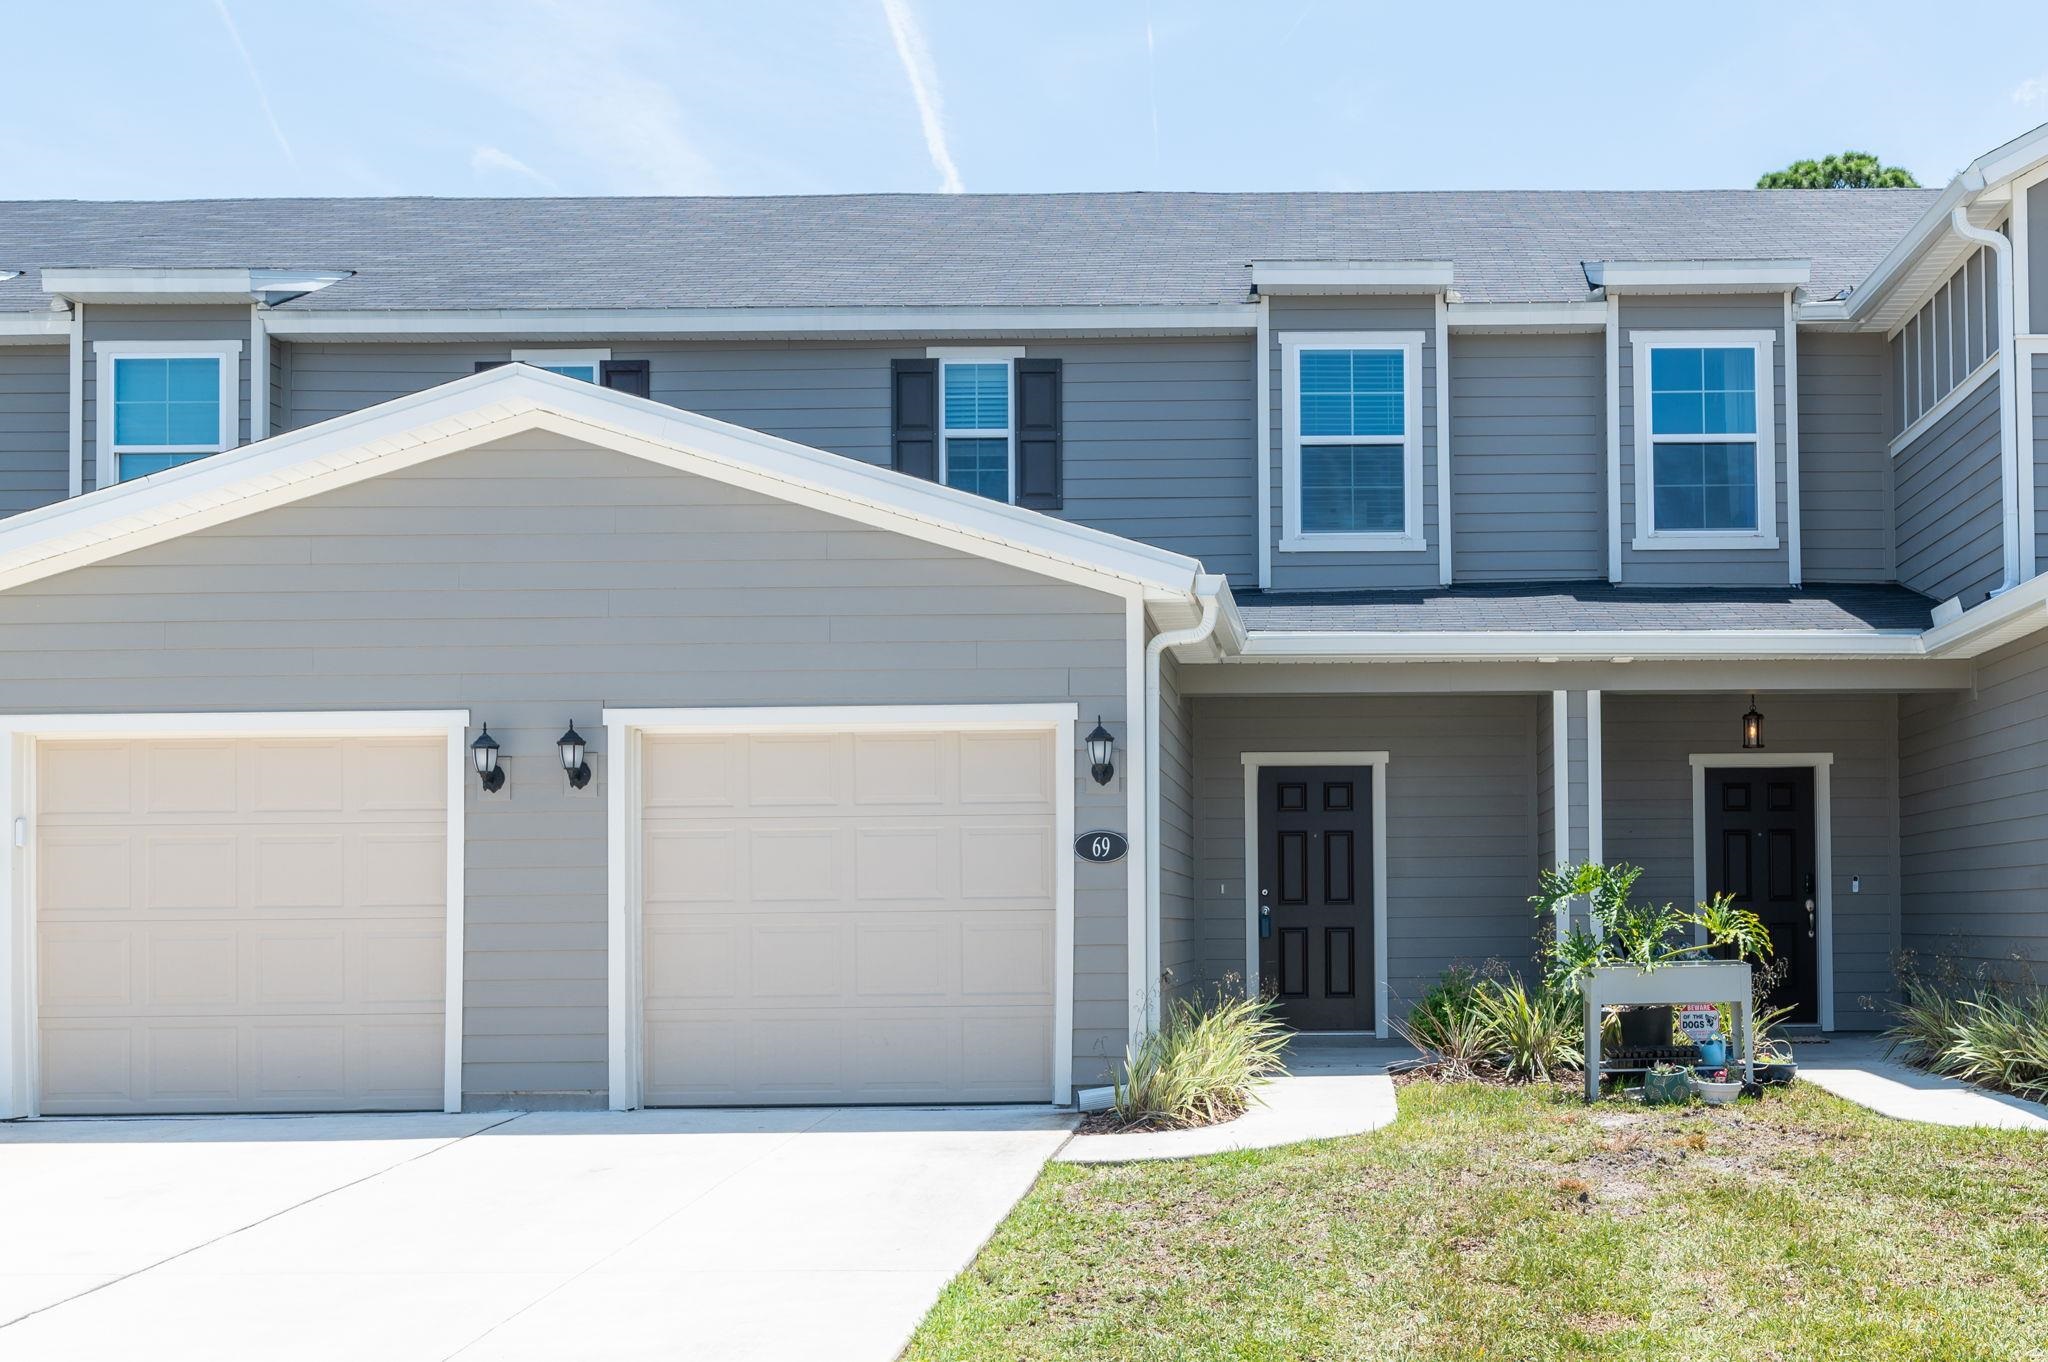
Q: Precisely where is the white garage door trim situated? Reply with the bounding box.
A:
[0,710,470,1118]
[603,704,1077,1110]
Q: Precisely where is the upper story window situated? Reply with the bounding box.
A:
[1280,332,1425,552]
[936,351,1017,502]
[94,340,242,484]
[1630,331,1778,551]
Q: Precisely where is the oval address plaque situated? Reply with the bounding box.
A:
[1075,830,1129,864]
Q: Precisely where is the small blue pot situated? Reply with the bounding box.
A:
[1695,1038,1728,1067]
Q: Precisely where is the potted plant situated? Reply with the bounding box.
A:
[1692,1067,1744,1105]
[1643,1061,1694,1106]
[1533,862,1772,1008]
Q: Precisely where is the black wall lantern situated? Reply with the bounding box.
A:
[559,723,592,790]
[1085,717,1117,786]
[1741,695,1766,751]
[471,725,505,793]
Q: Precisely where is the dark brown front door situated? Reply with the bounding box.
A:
[1257,766,1371,1031]
[1705,767,1819,1023]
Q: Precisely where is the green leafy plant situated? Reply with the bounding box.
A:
[1531,862,1773,983]
[1111,983,1290,1129]
[1883,955,2048,1100]
[1471,973,1583,1083]
[1394,966,1493,1078]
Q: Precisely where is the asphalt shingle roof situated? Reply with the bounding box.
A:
[0,189,1938,313]
[1235,582,1937,634]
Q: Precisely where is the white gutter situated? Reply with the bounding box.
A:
[1950,202,2024,593]
[1783,291,1802,587]
[1236,628,1928,662]
[1143,575,1225,1030]
[250,305,270,441]
[259,303,1261,341]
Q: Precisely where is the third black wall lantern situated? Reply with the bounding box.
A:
[1741,695,1765,750]
[559,723,592,790]
[1085,717,1116,786]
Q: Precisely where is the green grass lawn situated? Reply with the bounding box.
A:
[905,1081,2048,1361]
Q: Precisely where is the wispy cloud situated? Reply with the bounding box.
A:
[880,0,963,193]
[210,0,296,168]
[2016,73,2048,108]
[471,145,559,192]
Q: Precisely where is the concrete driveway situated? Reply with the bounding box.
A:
[0,1105,1075,1361]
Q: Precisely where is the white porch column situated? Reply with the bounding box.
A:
[1548,689,1602,936]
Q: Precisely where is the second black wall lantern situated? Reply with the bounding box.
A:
[559,723,592,790]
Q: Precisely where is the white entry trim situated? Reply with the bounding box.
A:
[1688,751,1834,1032]
[1239,751,1391,1039]
[601,703,1079,1110]
[0,708,471,1119]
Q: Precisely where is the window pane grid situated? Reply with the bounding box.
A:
[944,437,1009,501]
[942,363,1009,432]
[111,356,222,452]
[1645,344,1761,534]
[1299,349,1404,438]
[1300,444,1405,535]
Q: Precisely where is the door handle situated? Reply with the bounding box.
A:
[1803,872,1816,938]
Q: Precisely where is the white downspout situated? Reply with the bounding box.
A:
[1951,203,2023,593]
[1142,574,1224,1031]
[1254,297,1272,591]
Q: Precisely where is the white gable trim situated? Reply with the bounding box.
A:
[0,364,1202,601]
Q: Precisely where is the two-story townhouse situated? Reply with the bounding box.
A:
[1,125,2045,1118]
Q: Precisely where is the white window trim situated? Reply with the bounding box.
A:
[0,708,471,1118]
[1278,331,1426,553]
[92,338,243,489]
[601,703,1077,1109]
[928,348,1019,505]
[509,348,610,381]
[1630,329,1780,552]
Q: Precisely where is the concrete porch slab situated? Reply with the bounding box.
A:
[1794,1035,2048,1131]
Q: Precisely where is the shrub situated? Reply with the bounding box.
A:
[1111,985,1290,1129]
[1884,956,2048,1101]
[1473,974,1583,1083]
[1395,967,1493,1077]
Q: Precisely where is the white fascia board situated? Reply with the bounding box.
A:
[0,311,73,341]
[1921,570,2048,657]
[1844,125,2048,325]
[1446,301,1608,332]
[0,363,1203,601]
[258,303,1260,341]
[1235,628,1929,662]
[40,267,350,305]
[1583,260,1811,292]
[1250,260,1454,294]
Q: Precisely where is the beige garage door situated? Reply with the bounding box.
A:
[36,736,447,1115]
[641,728,1057,1105]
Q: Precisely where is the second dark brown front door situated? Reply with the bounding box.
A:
[1257,766,1372,1031]
[1705,766,1819,1023]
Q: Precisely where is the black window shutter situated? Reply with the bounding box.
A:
[891,358,939,482]
[1014,358,1063,510]
[600,360,650,398]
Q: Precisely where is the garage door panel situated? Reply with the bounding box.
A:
[641,727,1055,1106]
[145,743,239,814]
[36,735,446,1114]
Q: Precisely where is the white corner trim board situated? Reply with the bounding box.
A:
[599,704,1079,1110]
[1239,752,1391,1040]
[1688,752,1835,1031]
[0,709,471,1119]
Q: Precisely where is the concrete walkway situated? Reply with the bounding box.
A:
[0,1105,1076,1362]
[1794,1034,2048,1131]
[1058,1036,1409,1164]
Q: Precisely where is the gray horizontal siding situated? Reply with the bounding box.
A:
[1266,296,1441,590]
[1798,331,1892,582]
[0,431,1132,1103]
[2036,355,2048,579]
[1190,694,1543,1017]
[285,337,1258,582]
[1893,373,2002,604]
[1602,692,1900,1030]
[1618,296,1790,586]
[1450,333,1603,582]
[80,305,251,495]
[1899,630,2048,981]
[0,346,68,517]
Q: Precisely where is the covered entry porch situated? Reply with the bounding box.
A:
[1165,653,1973,1037]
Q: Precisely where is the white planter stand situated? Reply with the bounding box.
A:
[1582,962,1753,1101]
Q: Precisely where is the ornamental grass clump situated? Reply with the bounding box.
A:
[1887,957,2048,1101]
[1396,964,1583,1084]
[1110,983,1290,1129]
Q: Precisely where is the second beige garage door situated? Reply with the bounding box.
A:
[36,735,448,1115]
[640,728,1057,1105]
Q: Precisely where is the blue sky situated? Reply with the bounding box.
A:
[7,1,2048,200]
